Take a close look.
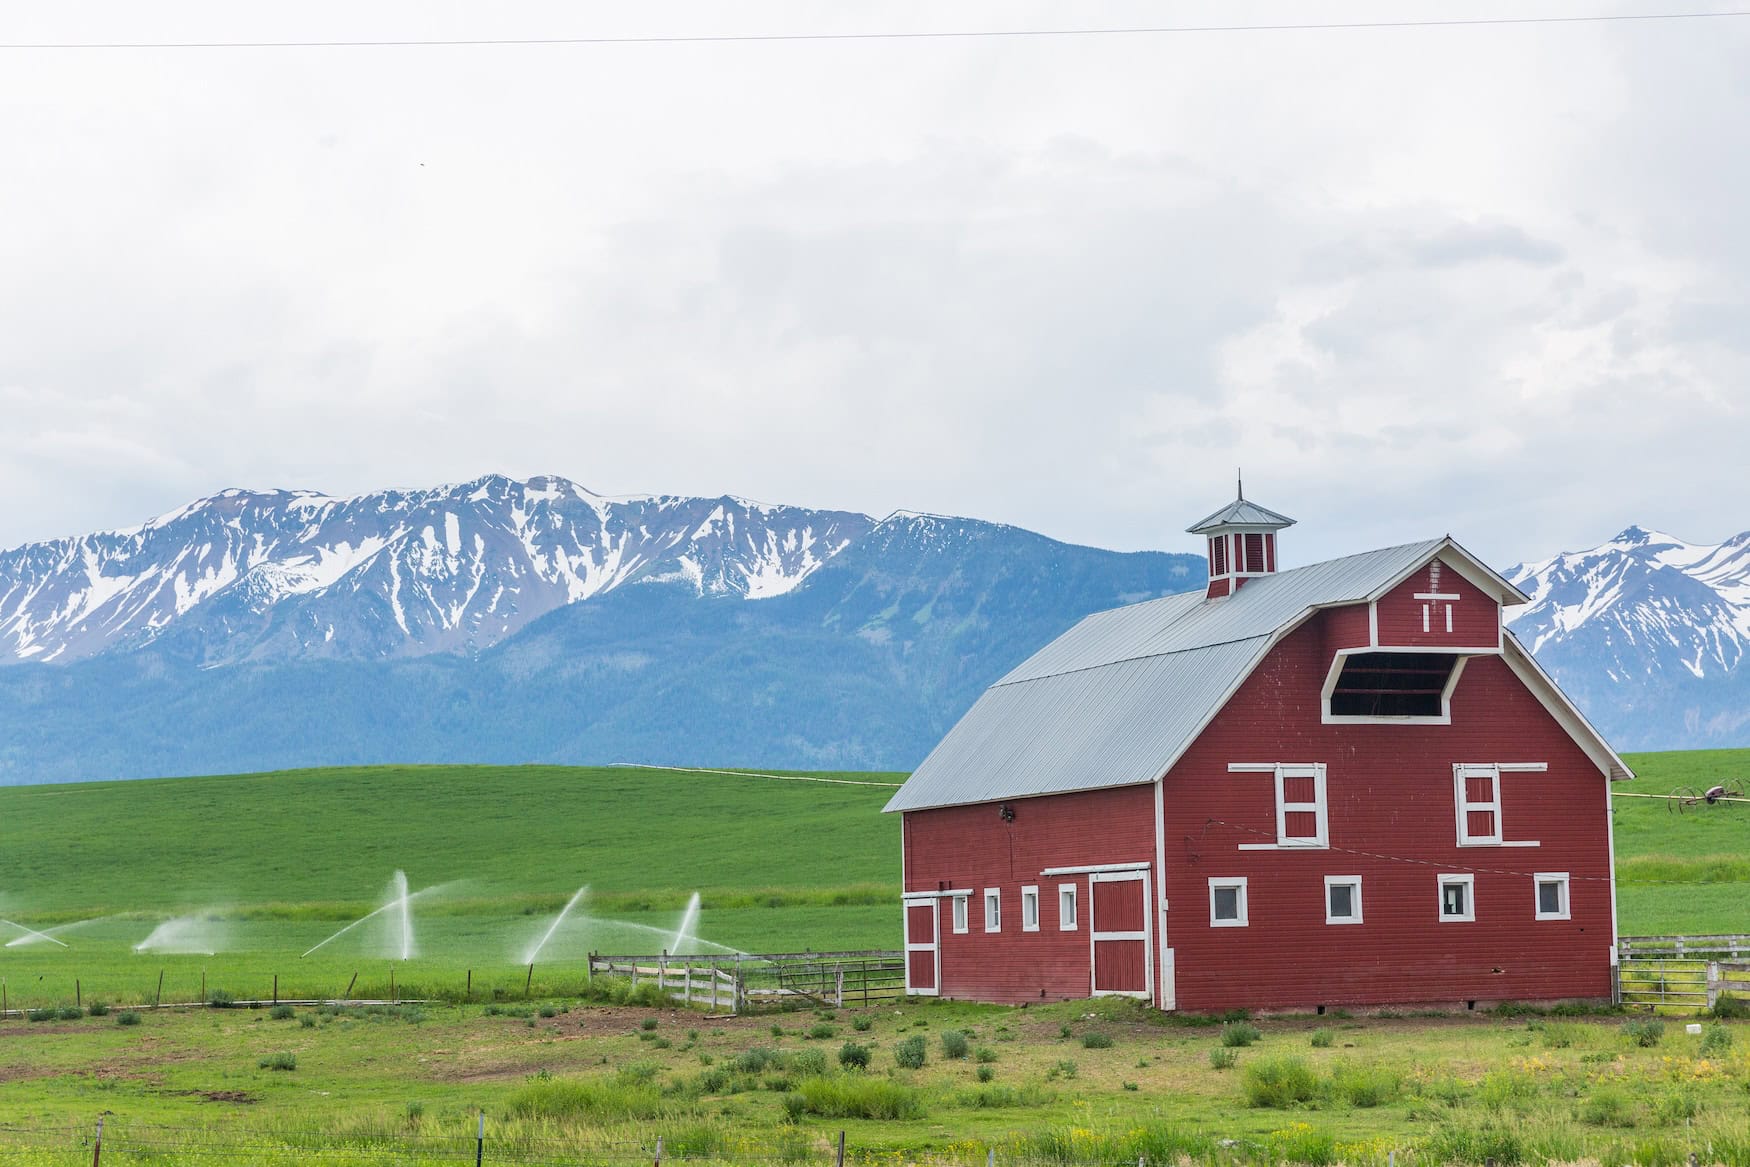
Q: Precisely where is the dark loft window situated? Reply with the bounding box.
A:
[1329,652,1460,718]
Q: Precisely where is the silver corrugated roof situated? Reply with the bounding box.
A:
[885,537,1455,814]
[1187,498,1296,533]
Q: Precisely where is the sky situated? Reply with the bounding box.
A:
[2,0,1747,568]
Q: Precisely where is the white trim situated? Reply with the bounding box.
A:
[1227,762,1327,847]
[1437,872,1476,923]
[903,896,940,997]
[982,887,1001,933]
[1058,883,1078,932]
[1454,763,1543,847]
[1605,769,1620,963]
[1153,776,1172,1010]
[1368,599,1379,647]
[951,892,969,935]
[1089,869,1153,1000]
[902,888,972,900]
[1021,885,1040,932]
[1324,875,1363,925]
[1321,649,1475,725]
[1365,541,1528,608]
[1040,861,1151,876]
[1208,877,1248,927]
[1534,872,1571,921]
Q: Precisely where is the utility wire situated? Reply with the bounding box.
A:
[3,8,1750,50]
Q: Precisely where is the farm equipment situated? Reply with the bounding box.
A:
[1666,783,1746,813]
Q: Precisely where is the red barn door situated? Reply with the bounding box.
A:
[1090,871,1152,999]
[903,897,939,996]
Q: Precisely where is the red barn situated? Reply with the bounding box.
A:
[884,493,1631,1012]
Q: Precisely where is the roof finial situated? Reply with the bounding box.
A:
[1236,468,1244,502]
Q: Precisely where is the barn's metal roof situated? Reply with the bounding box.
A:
[1186,497,1296,534]
[883,536,1622,815]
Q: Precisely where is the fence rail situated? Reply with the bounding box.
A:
[1616,935,1750,1011]
[588,950,904,1013]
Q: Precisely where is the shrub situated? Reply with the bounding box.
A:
[735,1047,783,1074]
[792,1076,925,1120]
[26,1008,55,1023]
[1425,1124,1525,1166]
[641,1017,659,1031]
[1582,1083,1635,1126]
[1122,1080,1140,1091]
[1222,1022,1261,1047]
[838,1042,871,1069]
[893,1035,927,1069]
[1622,1018,1665,1048]
[1209,1047,1237,1070]
[1309,1028,1334,1048]
[1080,1031,1114,1049]
[269,1004,296,1021]
[1653,1086,1700,1124]
[974,1046,998,1064]
[852,1016,873,1032]
[1242,1056,1319,1107]
[208,990,236,1009]
[769,1023,784,1037]
[538,1005,558,1019]
[86,1001,109,1017]
[259,1051,298,1071]
[300,1015,316,1029]
[116,1010,142,1027]
[789,1049,827,1076]
[507,1072,682,1121]
[1700,1024,1733,1057]
[56,1006,83,1021]
[1331,1063,1399,1107]
[976,1065,995,1082]
[1712,992,1748,1019]
[940,1029,970,1059]
[651,1037,672,1049]
[807,1022,837,1040]
[1058,1024,1073,1039]
[1045,1060,1079,1081]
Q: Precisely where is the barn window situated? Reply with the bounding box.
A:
[1437,874,1475,922]
[1058,884,1078,930]
[951,893,969,934]
[1326,652,1460,719]
[1534,873,1570,921]
[1208,877,1249,927]
[1324,875,1363,925]
[983,888,1001,933]
[1210,535,1228,576]
[1275,764,1328,847]
[1454,765,1503,844]
[1021,886,1040,932]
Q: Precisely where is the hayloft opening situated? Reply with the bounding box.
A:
[1328,652,1460,718]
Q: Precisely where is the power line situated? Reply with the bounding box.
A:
[3,8,1749,50]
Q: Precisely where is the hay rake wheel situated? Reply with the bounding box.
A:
[1667,784,1743,813]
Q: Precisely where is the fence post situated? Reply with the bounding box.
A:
[476,1111,485,1167]
[986,1146,994,1167]
[654,1134,663,1167]
[273,975,278,1006]
[155,971,164,1010]
[837,1129,846,1167]
[76,980,82,1009]
[466,969,472,999]
[1707,961,1721,1010]
[92,1117,103,1167]
[390,966,397,1005]
[346,971,359,1001]
[200,970,206,1004]
[525,963,534,999]
[836,968,844,1008]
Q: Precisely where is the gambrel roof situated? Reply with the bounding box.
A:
[884,536,1630,814]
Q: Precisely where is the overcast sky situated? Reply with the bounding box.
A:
[3,1,1747,567]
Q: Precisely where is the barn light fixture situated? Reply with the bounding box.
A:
[999,804,1015,822]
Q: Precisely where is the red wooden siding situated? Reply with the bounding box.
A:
[907,950,936,988]
[1094,940,1146,992]
[906,905,934,944]
[1375,558,1500,648]
[902,784,1155,1004]
[1163,613,1612,1012]
[1322,603,1371,655]
[1092,878,1144,931]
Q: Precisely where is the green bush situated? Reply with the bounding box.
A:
[852,1016,873,1032]
[269,1004,296,1020]
[807,1022,837,1040]
[651,1036,672,1049]
[940,1029,970,1059]
[838,1042,871,1069]
[1700,1024,1733,1057]
[86,1001,109,1017]
[1208,1047,1237,1070]
[735,1048,782,1074]
[1309,1027,1334,1048]
[893,1035,927,1069]
[1242,1056,1319,1107]
[792,1076,925,1120]
[1222,1021,1261,1047]
[208,990,236,1009]
[1622,1018,1665,1048]
[259,1051,297,1071]
[641,1016,659,1031]
[116,1010,142,1027]
[789,1049,827,1076]
[1582,1084,1635,1126]
[1045,1060,1078,1081]
[1711,992,1748,1019]
[56,1006,83,1021]
[1653,1086,1700,1124]
[300,1015,316,1029]
[538,1005,558,1019]
[507,1073,682,1121]
[1425,1123,1525,1166]
[976,1065,995,1082]
[974,1046,998,1064]
[1080,1031,1114,1049]
[26,1008,55,1023]
[1330,1063,1399,1108]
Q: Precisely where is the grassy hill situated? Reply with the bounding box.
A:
[0,751,1744,1010]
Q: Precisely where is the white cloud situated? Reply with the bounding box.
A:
[1,0,1747,569]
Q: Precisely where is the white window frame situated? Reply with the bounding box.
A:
[1437,873,1476,923]
[1021,885,1040,932]
[1454,763,1546,847]
[1320,649,1468,726]
[1229,763,1328,850]
[951,893,969,935]
[1534,872,1571,921]
[983,888,1001,933]
[1324,875,1363,925]
[1208,876,1249,928]
[1058,883,1078,931]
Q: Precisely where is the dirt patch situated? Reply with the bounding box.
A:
[200,1090,258,1104]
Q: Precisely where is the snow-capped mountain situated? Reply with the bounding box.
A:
[0,475,871,666]
[1506,525,1750,746]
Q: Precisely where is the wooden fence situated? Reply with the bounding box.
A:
[588,950,905,1014]
[1616,935,1750,1011]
